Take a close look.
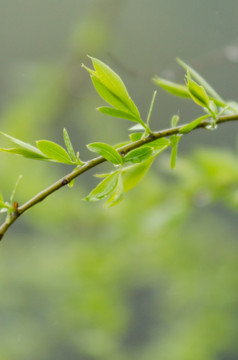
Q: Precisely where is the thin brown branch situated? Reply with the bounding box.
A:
[0,113,237,241]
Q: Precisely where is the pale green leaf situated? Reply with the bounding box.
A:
[0,131,46,157]
[153,77,190,98]
[147,138,170,150]
[122,158,153,192]
[104,173,124,207]
[63,128,77,162]
[123,146,152,164]
[171,115,179,127]
[179,114,210,134]
[177,58,223,101]
[87,142,122,165]
[129,132,144,141]
[36,140,73,164]
[0,147,50,160]
[84,171,119,201]
[129,124,146,131]
[91,75,129,113]
[186,76,210,109]
[97,107,140,122]
[89,56,141,119]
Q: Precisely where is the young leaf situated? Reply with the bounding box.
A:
[186,75,210,109]
[171,115,179,127]
[170,145,178,170]
[63,128,77,162]
[147,137,170,150]
[82,57,143,125]
[170,135,181,169]
[91,75,130,113]
[122,158,154,192]
[84,171,119,201]
[129,132,144,141]
[97,107,139,122]
[10,174,23,204]
[0,131,46,157]
[36,140,73,164]
[87,142,122,165]
[104,173,124,207]
[179,114,210,134]
[153,77,190,98]
[146,90,157,127]
[0,147,49,160]
[123,147,153,164]
[177,58,223,101]
[89,56,141,119]
[129,124,146,131]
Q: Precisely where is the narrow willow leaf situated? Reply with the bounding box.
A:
[122,158,153,192]
[171,115,179,127]
[170,135,181,169]
[0,147,49,160]
[104,173,124,207]
[179,114,210,134]
[153,77,190,98]
[91,75,129,113]
[83,57,142,123]
[123,147,152,164]
[36,140,73,164]
[170,145,178,169]
[129,124,146,131]
[177,58,223,101]
[84,171,119,201]
[0,131,45,156]
[129,132,144,141]
[146,90,157,127]
[147,137,170,149]
[97,107,139,122]
[186,76,210,109]
[63,128,77,162]
[89,56,141,119]
[10,174,23,204]
[87,142,122,165]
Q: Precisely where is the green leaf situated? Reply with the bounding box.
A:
[97,107,140,122]
[170,135,181,169]
[104,173,124,207]
[87,142,122,165]
[177,58,223,101]
[129,132,144,141]
[36,140,73,164]
[84,171,119,201]
[171,115,179,127]
[179,114,210,134]
[0,131,46,157]
[10,174,23,204]
[153,77,190,98]
[91,75,130,113]
[63,128,77,162]
[170,145,178,169]
[186,76,210,109]
[129,124,146,131]
[122,158,154,192]
[0,147,50,160]
[123,146,153,164]
[83,57,142,123]
[147,137,170,150]
[89,56,141,119]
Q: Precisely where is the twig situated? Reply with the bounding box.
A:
[0,113,237,241]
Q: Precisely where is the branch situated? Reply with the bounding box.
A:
[0,113,237,241]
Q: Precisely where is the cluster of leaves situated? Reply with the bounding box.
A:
[0,56,238,213]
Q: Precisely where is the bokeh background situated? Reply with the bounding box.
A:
[0,1,238,359]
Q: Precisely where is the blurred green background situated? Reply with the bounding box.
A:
[0,0,238,359]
